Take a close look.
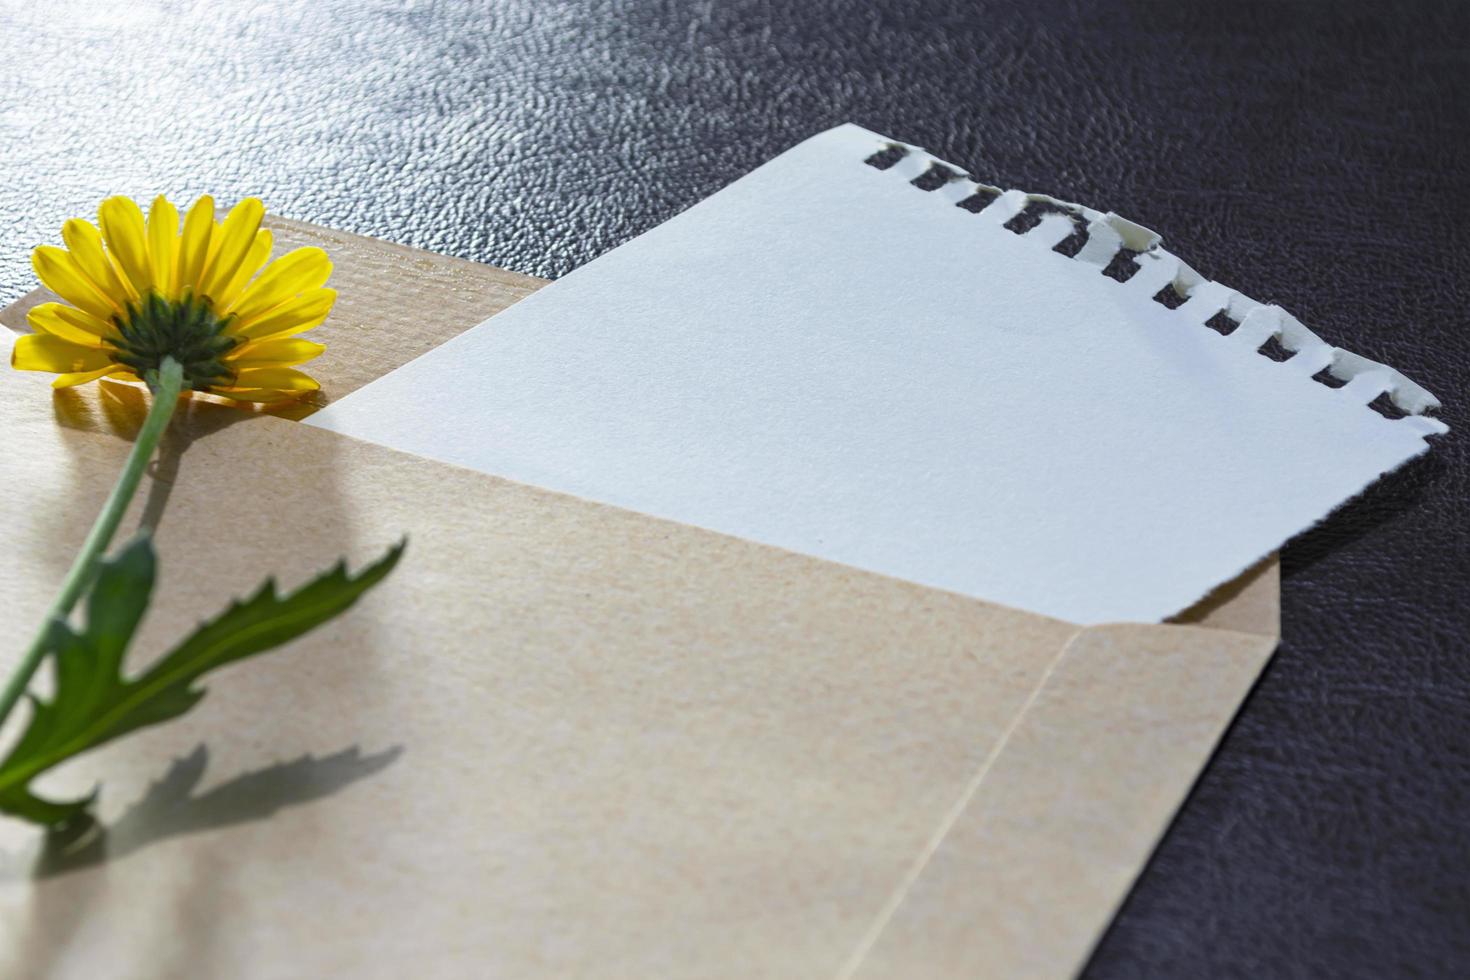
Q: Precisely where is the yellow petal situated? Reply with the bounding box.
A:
[97,197,152,298]
[146,195,180,297]
[214,229,273,312]
[60,219,133,305]
[210,387,292,403]
[225,337,325,367]
[197,198,265,303]
[11,333,114,374]
[230,366,319,392]
[227,247,332,319]
[31,246,122,321]
[176,195,215,294]
[52,366,120,388]
[27,302,115,347]
[232,287,336,341]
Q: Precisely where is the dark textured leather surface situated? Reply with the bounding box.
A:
[3,0,1468,974]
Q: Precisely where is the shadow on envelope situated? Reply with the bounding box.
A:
[15,744,403,882]
[49,382,265,536]
[0,744,400,980]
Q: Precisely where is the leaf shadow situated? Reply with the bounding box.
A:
[17,742,401,881]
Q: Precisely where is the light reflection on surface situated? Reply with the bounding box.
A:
[1,0,784,297]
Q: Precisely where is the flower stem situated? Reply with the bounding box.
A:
[0,357,185,729]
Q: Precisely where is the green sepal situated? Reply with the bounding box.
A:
[111,290,240,391]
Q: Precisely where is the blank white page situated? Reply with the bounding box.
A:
[309,124,1445,624]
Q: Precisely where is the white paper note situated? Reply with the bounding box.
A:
[309,124,1445,624]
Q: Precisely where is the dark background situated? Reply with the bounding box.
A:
[3,0,1467,974]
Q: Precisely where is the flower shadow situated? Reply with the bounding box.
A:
[50,381,268,536]
[19,742,401,881]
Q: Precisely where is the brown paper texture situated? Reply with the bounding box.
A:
[0,219,1278,978]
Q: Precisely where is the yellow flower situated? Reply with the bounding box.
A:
[11,195,334,402]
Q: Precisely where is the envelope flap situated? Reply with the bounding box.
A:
[1169,556,1280,640]
[852,619,1279,978]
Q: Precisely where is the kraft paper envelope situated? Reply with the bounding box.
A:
[0,215,1307,979]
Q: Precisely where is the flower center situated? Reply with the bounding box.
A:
[110,291,239,391]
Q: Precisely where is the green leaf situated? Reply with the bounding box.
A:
[0,534,405,827]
